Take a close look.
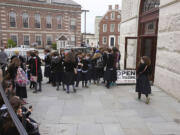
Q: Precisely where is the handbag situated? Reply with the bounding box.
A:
[74,68,77,75]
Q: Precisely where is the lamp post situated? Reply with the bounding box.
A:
[82,10,89,46]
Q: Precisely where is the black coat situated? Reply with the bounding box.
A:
[104,53,114,81]
[44,54,51,77]
[64,61,76,85]
[30,56,42,82]
[136,63,151,95]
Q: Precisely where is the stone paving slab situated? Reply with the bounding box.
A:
[27,80,180,135]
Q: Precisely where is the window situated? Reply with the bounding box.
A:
[35,35,42,45]
[57,16,62,29]
[22,13,29,28]
[102,36,107,45]
[103,24,107,32]
[35,14,41,28]
[110,24,115,32]
[142,0,160,13]
[46,15,52,28]
[9,12,16,27]
[46,35,52,45]
[118,36,120,45]
[24,35,30,45]
[10,35,17,45]
[70,35,75,45]
[111,12,115,20]
[105,16,108,19]
[70,18,76,30]
[118,23,120,32]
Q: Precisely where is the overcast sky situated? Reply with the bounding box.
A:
[73,0,122,33]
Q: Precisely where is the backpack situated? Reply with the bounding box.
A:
[15,67,29,87]
[95,56,104,68]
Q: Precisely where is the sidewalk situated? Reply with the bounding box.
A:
[27,81,180,135]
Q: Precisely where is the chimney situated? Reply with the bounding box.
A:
[109,5,112,10]
[115,4,119,10]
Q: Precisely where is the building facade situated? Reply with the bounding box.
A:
[120,0,180,100]
[99,5,121,48]
[94,16,102,47]
[81,33,97,48]
[0,0,81,49]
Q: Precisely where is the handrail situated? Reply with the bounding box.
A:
[0,84,28,135]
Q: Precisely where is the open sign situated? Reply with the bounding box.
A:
[116,70,136,84]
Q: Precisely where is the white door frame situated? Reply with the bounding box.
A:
[109,35,116,48]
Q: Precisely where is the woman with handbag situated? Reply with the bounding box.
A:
[30,51,42,93]
[136,56,151,104]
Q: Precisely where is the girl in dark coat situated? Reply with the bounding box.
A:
[51,52,65,91]
[30,51,42,93]
[104,48,114,88]
[75,54,83,87]
[81,54,90,88]
[64,52,76,94]
[136,56,151,104]
[44,49,51,84]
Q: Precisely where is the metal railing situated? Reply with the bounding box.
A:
[0,85,28,135]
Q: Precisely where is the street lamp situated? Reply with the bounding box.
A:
[82,10,89,46]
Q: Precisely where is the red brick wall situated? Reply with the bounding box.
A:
[99,8,121,49]
[0,0,81,48]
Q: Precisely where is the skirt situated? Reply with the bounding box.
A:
[44,66,51,77]
[64,72,75,85]
[16,85,27,99]
[104,69,113,81]
[55,71,64,82]
[136,74,151,95]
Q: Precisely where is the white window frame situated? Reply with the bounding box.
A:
[9,11,16,28]
[22,13,29,28]
[70,18,76,30]
[46,35,53,45]
[35,14,41,28]
[111,12,115,20]
[103,24,107,32]
[35,34,42,46]
[102,36,107,45]
[57,15,62,29]
[10,34,18,46]
[23,34,30,46]
[118,23,120,32]
[46,15,52,29]
[110,24,115,32]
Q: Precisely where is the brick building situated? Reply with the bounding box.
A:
[99,5,121,48]
[0,0,81,48]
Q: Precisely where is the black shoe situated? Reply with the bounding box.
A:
[67,91,70,94]
[33,90,38,93]
[74,89,77,93]
[56,88,59,91]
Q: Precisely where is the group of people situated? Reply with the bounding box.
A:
[0,48,40,135]
[44,47,121,93]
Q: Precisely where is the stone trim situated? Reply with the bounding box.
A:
[0,3,81,13]
[121,15,138,24]
[0,30,72,34]
[159,0,180,9]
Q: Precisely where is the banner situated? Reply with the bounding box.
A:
[116,70,136,84]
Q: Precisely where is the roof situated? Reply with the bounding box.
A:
[52,0,80,6]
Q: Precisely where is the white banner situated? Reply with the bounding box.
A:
[116,70,136,84]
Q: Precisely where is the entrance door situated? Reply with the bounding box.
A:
[109,36,115,47]
[140,36,157,82]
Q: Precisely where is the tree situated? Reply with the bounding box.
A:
[7,39,17,48]
[52,42,57,50]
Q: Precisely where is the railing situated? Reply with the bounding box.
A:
[0,85,28,135]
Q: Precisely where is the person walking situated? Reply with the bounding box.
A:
[136,56,152,104]
[0,47,8,76]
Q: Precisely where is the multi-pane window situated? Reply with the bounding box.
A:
[24,35,30,45]
[9,12,16,27]
[35,14,41,28]
[10,35,17,45]
[46,35,52,45]
[22,13,29,28]
[57,16,62,29]
[103,24,107,32]
[36,35,42,45]
[118,23,120,32]
[142,0,160,13]
[110,24,115,32]
[111,12,115,20]
[70,18,76,30]
[70,35,75,45]
[46,15,52,28]
[102,36,107,45]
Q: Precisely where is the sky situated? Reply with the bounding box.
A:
[73,0,122,33]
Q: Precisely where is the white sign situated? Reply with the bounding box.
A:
[116,70,136,84]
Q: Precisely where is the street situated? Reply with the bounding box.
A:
[27,79,180,135]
